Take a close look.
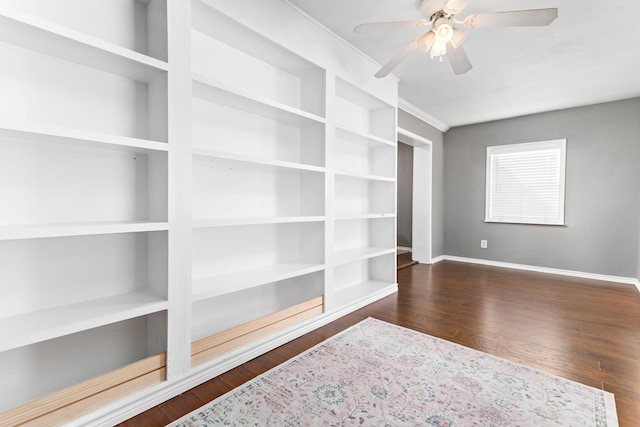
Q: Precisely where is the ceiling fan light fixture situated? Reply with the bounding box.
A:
[362,1,558,78]
[430,40,447,58]
[429,18,452,58]
[416,31,436,52]
[434,22,453,44]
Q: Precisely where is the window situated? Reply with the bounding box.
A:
[485,139,566,225]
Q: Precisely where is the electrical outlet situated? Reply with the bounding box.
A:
[481,240,488,249]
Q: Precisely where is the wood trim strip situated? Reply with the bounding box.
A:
[0,353,166,427]
[191,297,324,366]
[24,368,166,427]
[191,296,323,356]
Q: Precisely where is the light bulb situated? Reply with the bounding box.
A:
[435,23,453,43]
[430,41,447,58]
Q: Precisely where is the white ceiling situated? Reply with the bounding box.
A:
[287,0,640,129]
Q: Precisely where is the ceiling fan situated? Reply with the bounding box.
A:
[355,0,558,77]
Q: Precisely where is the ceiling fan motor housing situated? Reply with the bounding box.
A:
[420,0,450,20]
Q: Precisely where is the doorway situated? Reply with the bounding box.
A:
[397,128,432,265]
[397,141,416,269]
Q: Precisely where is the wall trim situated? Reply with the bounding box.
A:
[398,127,432,147]
[443,255,640,292]
[431,255,445,264]
[281,0,399,83]
[399,98,450,133]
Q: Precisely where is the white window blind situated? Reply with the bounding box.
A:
[485,139,566,225]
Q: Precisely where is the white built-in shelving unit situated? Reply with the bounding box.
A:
[0,1,170,424]
[0,0,398,425]
[188,0,327,368]
[328,77,397,312]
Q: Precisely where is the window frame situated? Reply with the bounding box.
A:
[485,139,567,226]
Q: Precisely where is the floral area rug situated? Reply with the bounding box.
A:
[169,317,618,426]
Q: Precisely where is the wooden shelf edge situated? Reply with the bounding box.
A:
[0,353,166,426]
[191,296,324,366]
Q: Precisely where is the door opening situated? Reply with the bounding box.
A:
[398,128,432,264]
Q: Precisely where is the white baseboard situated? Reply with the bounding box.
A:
[430,255,445,264]
[443,255,640,293]
[397,246,412,252]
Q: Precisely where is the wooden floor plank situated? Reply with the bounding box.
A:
[118,260,640,427]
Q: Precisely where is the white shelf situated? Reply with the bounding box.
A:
[334,175,395,219]
[0,5,168,83]
[0,221,169,241]
[334,213,396,221]
[334,170,395,182]
[191,0,325,118]
[334,280,396,307]
[192,74,325,126]
[193,216,325,228]
[335,77,393,111]
[192,263,326,302]
[334,77,396,142]
[335,125,395,148]
[192,147,325,173]
[334,247,396,265]
[0,291,168,353]
[0,121,168,153]
[193,156,325,220]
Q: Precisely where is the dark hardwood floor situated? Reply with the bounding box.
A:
[119,261,640,426]
[396,251,418,270]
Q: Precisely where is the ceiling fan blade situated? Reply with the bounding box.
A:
[463,9,558,28]
[450,28,468,48]
[354,20,428,33]
[375,41,419,78]
[446,43,472,75]
[444,0,471,15]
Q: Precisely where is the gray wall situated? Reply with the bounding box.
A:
[444,98,640,278]
[397,141,413,247]
[398,109,444,258]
